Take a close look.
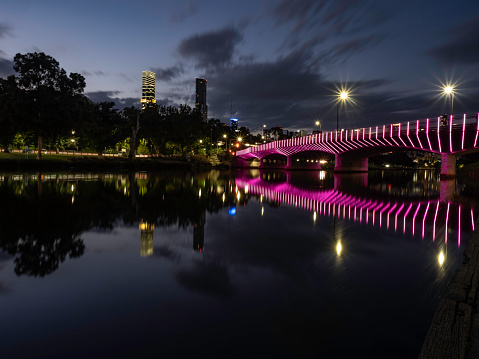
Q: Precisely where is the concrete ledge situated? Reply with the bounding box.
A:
[419,216,479,359]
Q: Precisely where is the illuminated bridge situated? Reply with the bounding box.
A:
[235,176,476,247]
[236,114,479,177]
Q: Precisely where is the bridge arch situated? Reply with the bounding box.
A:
[236,114,479,178]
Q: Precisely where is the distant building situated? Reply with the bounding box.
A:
[195,78,207,121]
[230,118,238,132]
[141,71,156,109]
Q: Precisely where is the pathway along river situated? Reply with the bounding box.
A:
[0,169,477,358]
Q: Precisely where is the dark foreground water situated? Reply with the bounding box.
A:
[0,169,477,358]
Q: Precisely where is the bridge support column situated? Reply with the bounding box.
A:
[440,154,456,178]
[234,157,260,168]
[285,156,293,169]
[334,154,368,172]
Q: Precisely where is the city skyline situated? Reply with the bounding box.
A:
[1,0,479,133]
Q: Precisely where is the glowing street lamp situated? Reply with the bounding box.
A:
[315,120,321,133]
[443,85,454,116]
[337,91,349,132]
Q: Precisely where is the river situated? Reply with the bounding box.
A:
[0,169,477,358]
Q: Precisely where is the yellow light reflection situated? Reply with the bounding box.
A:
[438,251,445,266]
[237,192,241,201]
[245,185,249,194]
[198,189,201,198]
[261,207,264,216]
[336,241,342,256]
[222,193,225,202]
[313,211,317,222]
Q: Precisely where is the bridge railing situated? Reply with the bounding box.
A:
[237,113,479,156]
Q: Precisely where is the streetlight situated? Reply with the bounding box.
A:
[337,91,349,132]
[444,85,454,116]
[223,134,228,151]
[315,120,321,133]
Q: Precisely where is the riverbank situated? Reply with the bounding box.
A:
[0,153,229,171]
[419,215,479,359]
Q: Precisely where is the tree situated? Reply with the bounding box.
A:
[0,76,21,152]
[13,52,86,159]
[83,101,124,155]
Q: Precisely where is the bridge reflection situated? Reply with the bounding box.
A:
[236,171,476,247]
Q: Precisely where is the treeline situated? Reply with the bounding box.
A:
[0,52,253,158]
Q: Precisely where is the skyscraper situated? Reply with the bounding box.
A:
[141,71,156,109]
[195,78,207,121]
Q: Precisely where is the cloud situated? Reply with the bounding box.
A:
[150,64,185,82]
[177,27,243,69]
[329,35,383,58]
[0,56,14,78]
[81,70,109,77]
[205,48,328,128]
[429,16,479,65]
[0,22,13,39]
[170,1,197,23]
[271,0,395,54]
[85,90,139,108]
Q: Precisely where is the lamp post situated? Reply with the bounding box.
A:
[444,85,454,117]
[315,120,321,133]
[336,91,348,132]
[223,134,228,151]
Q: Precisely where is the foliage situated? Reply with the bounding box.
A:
[11,52,86,158]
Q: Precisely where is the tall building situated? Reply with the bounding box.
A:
[230,118,238,132]
[141,71,156,109]
[195,78,207,121]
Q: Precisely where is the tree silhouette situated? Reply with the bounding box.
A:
[13,52,86,158]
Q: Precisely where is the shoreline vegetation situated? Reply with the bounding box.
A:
[0,152,231,171]
[1,152,479,175]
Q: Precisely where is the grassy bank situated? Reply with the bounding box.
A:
[0,152,216,171]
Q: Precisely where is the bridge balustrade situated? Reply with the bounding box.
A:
[236,114,479,177]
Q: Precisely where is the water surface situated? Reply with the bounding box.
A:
[0,170,476,358]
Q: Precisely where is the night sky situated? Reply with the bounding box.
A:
[1,0,479,133]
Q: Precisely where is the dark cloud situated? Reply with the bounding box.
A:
[177,27,243,69]
[429,16,479,65]
[85,90,139,108]
[150,64,185,82]
[94,71,108,76]
[0,22,13,38]
[175,260,235,298]
[206,48,330,129]
[271,0,395,54]
[0,57,14,78]
[273,0,328,32]
[170,1,197,23]
[81,70,109,77]
[329,35,383,58]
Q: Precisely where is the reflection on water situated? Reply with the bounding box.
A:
[0,169,478,358]
[236,170,475,247]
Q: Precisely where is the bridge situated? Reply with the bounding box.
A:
[236,114,479,177]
